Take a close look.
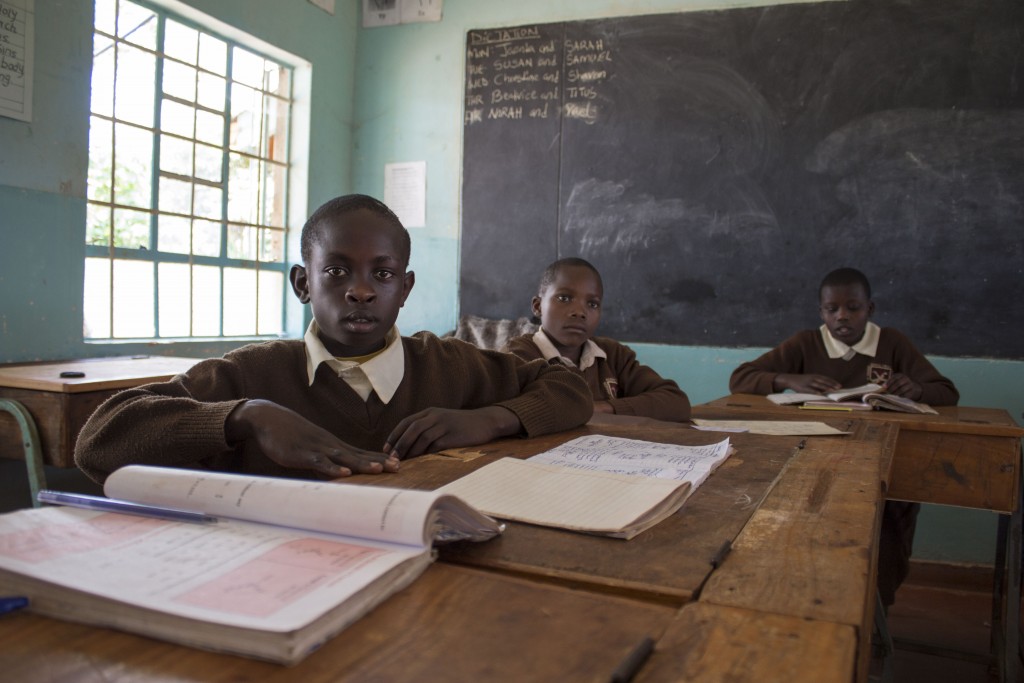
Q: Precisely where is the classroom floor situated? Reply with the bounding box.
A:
[883,577,1021,683]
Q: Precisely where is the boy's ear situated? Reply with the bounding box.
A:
[531,296,542,319]
[867,300,875,317]
[289,265,311,303]
[400,270,415,306]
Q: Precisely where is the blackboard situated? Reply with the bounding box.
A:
[459,0,1024,359]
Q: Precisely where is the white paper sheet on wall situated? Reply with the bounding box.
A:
[385,161,427,228]
[0,0,34,122]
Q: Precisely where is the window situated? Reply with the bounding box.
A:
[85,0,293,340]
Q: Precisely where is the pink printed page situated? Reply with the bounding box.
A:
[174,539,386,617]
[0,513,166,563]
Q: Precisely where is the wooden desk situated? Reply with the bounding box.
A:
[0,356,203,468]
[0,563,675,683]
[0,417,893,682]
[694,394,1024,683]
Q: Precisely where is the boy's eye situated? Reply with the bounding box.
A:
[325,266,348,277]
[587,301,600,309]
[374,269,395,281]
[556,294,570,303]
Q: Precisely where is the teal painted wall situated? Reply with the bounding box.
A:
[0,0,1019,565]
[352,0,1023,565]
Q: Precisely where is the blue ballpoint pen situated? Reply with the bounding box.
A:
[0,596,29,615]
[37,490,217,524]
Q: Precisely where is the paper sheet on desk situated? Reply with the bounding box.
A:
[692,419,850,436]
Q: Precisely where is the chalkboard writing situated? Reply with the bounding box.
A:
[459,0,1024,359]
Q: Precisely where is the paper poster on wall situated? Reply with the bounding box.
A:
[401,0,442,24]
[362,0,400,27]
[0,0,34,122]
[385,161,426,228]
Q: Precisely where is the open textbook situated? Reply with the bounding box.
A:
[0,466,501,665]
[767,383,938,414]
[440,435,732,540]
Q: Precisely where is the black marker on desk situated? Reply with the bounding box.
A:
[610,636,654,683]
[37,490,217,524]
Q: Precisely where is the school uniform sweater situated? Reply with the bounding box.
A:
[74,332,593,483]
[504,334,691,422]
[728,327,959,406]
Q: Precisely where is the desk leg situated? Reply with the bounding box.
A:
[0,399,46,507]
[1007,452,1022,683]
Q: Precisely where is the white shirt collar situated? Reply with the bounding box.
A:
[303,321,405,403]
[820,321,881,360]
[532,328,606,370]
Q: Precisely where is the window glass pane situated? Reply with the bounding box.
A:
[91,35,115,117]
[160,100,195,138]
[192,219,221,257]
[113,124,153,208]
[164,20,198,64]
[194,184,222,220]
[119,3,156,50]
[115,44,156,126]
[113,208,150,249]
[163,60,196,102]
[195,109,223,145]
[258,270,284,335]
[260,227,286,263]
[232,47,265,89]
[160,134,193,177]
[192,265,221,336]
[112,259,155,338]
[86,203,112,247]
[195,143,222,182]
[229,83,259,154]
[266,63,288,95]
[83,257,112,338]
[197,72,226,111]
[198,33,227,76]
[87,116,113,202]
[157,214,190,254]
[158,177,192,214]
[227,225,258,260]
[227,152,257,224]
[223,267,257,335]
[94,0,116,35]
[158,262,191,336]
[262,161,285,227]
[265,96,288,162]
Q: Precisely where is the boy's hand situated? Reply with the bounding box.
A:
[593,400,615,414]
[226,400,399,477]
[773,373,842,394]
[384,406,520,460]
[883,373,923,401]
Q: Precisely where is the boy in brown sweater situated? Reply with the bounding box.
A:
[75,195,593,483]
[729,267,959,607]
[504,257,690,422]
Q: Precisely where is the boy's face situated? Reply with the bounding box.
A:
[532,265,603,358]
[290,209,414,357]
[819,282,874,347]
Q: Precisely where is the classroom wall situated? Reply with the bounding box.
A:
[351,0,1023,565]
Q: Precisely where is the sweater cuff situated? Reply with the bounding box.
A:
[176,399,247,451]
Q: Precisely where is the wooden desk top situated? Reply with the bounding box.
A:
[0,356,204,393]
[0,563,675,683]
[698,394,1024,436]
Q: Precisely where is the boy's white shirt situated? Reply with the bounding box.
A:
[820,321,881,361]
[303,320,405,403]
[532,328,606,371]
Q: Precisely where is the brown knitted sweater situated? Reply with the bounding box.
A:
[729,327,959,406]
[75,332,592,482]
[504,334,691,422]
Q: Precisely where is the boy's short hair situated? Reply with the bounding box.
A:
[537,257,603,295]
[300,194,411,266]
[819,267,872,300]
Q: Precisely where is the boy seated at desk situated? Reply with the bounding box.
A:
[75,195,593,483]
[504,257,690,422]
[728,266,959,607]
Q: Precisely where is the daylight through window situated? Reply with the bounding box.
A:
[85,0,293,340]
